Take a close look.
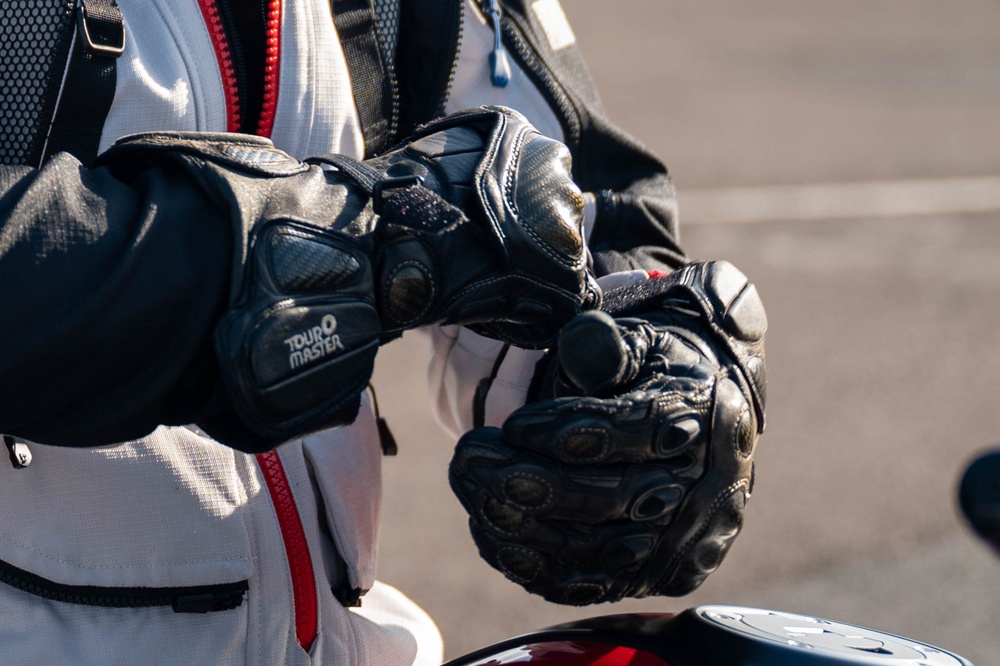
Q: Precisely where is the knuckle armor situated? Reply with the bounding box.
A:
[368,106,600,348]
[213,222,380,446]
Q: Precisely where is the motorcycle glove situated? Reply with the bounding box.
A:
[449,260,766,604]
[96,107,599,452]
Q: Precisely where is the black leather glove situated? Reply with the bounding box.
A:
[449,260,765,605]
[96,107,598,451]
[362,108,599,346]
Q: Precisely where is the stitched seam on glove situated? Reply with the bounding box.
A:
[648,478,749,595]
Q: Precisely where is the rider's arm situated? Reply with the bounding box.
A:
[2,111,596,452]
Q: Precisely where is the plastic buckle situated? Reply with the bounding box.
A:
[77,1,126,58]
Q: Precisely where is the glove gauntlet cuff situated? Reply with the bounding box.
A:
[603,261,767,431]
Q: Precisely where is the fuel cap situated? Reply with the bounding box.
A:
[686,606,973,665]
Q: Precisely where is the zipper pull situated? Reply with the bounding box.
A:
[367,384,398,456]
[5,435,31,469]
[483,0,511,87]
[172,584,249,613]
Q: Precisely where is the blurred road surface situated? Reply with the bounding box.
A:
[373,2,1000,662]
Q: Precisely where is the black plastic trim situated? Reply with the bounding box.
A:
[395,0,463,135]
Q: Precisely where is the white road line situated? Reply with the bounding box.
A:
[679,176,1000,225]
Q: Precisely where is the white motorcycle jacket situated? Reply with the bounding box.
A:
[0,0,683,663]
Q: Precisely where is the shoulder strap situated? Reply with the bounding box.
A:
[40,0,125,166]
[394,0,462,137]
[331,0,395,157]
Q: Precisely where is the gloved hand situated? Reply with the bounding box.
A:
[449,260,765,605]
[362,108,600,347]
[96,107,598,451]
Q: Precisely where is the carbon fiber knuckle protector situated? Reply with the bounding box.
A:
[449,260,767,604]
[369,106,601,348]
[214,222,381,450]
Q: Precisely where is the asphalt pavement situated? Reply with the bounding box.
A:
[372,2,1000,662]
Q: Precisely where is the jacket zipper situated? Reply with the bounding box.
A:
[256,0,282,137]
[437,0,465,117]
[198,0,242,132]
[257,451,318,652]
[0,558,247,613]
[385,38,400,149]
[213,0,250,129]
[198,0,282,136]
[198,0,315,649]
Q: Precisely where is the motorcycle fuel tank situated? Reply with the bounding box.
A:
[446,605,973,665]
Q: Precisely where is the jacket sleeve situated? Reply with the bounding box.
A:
[0,152,233,446]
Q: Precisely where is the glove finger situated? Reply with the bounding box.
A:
[551,310,711,398]
[453,425,703,529]
[637,377,757,597]
[451,377,759,605]
[501,386,714,469]
[462,473,750,604]
[467,521,653,605]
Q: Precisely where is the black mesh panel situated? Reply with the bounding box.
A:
[371,0,400,68]
[0,1,77,166]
